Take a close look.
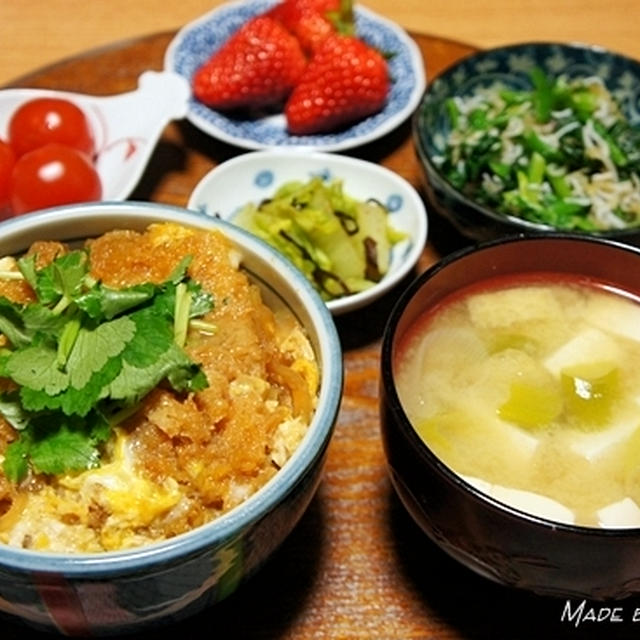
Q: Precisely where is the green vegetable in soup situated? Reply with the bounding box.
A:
[437,68,640,231]
[561,361,619,426]
[233,177,405,300]
[498,380,563,428]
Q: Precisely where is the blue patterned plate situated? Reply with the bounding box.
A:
[164,0,426,151]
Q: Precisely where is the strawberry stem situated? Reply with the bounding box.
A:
[327,0,355,36]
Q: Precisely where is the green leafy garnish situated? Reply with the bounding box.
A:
[0,248,214,482]
[438,67,640,230]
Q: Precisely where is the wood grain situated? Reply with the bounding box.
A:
[2,0,639,87]
[4,30,640,640]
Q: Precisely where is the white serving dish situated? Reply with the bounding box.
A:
[188,149,429,315]
[0,71,190,202]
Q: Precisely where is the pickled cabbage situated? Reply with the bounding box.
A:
[234,177,405,300]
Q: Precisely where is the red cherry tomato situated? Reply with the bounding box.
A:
[10,143,102,214]
[8,97,95,158]
[0,139,16,218]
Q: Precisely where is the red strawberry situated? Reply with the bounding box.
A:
[192,15,307,111]
[266,0,353,54]
[284,34,390,135]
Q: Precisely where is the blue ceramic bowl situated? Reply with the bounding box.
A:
[164,0,426,151]
[380,234,640,600]
[413,42,640,246]
[0,202,343,635]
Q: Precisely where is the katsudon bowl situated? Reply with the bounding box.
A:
[0,201,343,635]
[380,234,640,600]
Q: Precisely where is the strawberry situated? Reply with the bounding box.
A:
[284,34,390,135]
[192,15,307,111]
[265,0,353,54]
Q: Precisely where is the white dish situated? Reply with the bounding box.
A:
[164,0,426,152]
[187,149,428,315]
[0,71,190,201]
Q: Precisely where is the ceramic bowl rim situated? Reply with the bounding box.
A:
[381,232,640,537]
[0,200,343,575]
[413,41,640,242]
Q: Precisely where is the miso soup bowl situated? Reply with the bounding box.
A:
[380,234,640,600]
[0,201,343,635]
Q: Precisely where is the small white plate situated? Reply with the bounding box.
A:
[187,149,428,315]
[164,0,426,152]
[0,71,190,201]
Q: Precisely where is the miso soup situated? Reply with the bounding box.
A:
[395,273,640,528]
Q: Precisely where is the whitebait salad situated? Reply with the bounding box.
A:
[436,68,640,231]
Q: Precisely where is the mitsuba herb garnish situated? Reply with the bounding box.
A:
[0,249,213,483]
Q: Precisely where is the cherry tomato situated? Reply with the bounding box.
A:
[0,139,16,218]
[8,97,95,158]
[10,143,102,214]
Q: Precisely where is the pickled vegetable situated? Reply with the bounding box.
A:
[234,177,405,300]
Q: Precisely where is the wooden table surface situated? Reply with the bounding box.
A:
[4,23,640,640]
[2,0,639,87]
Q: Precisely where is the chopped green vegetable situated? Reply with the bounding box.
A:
[445,97,460,128]
[0,248,213,482]
[530,66,554,123]
[498,380,563,429]
[561,361,619,426]
[438,68,640,231]
[234,176,406,301]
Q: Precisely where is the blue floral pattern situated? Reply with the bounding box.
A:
[418,42,640,158]
[224,165,406,216]
[164,0,426,151]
